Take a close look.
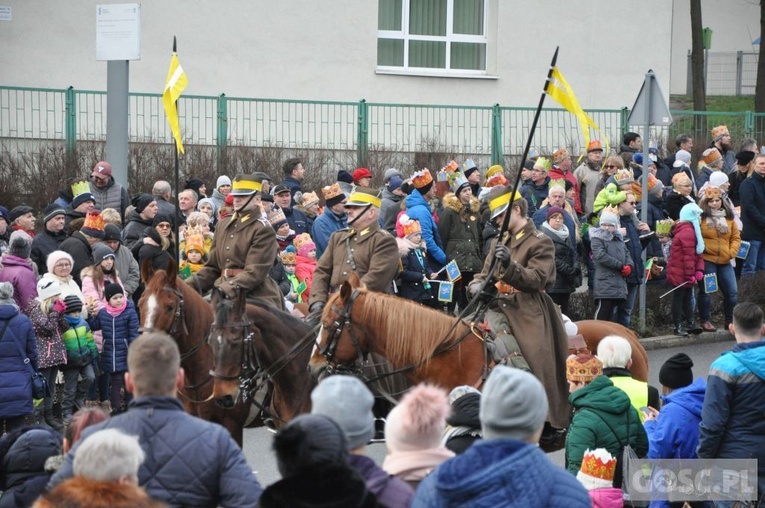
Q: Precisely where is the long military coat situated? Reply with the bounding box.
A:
[195,208,284,309]
[473,219,571,429]
[309,221,399,306]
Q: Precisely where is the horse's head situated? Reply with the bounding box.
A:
[208,288,254,408]
[308,273,369,378]
[138,258,185,334]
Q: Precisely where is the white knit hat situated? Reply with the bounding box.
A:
[37,279,62,302]
[46,250,75,275]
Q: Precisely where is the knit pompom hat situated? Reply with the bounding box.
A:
[385,384,451,453]
[8,230,32,259]
[46,250,75,275]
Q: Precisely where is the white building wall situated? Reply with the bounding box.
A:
[669,0,761,95]
[1,0,672,109]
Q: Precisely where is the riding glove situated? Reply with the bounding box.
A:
[494,244,511,268]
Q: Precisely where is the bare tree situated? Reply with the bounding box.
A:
[756,0,765,112]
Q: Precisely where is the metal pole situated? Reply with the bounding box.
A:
[638,72,652,336]
[172,36,180,263]
[106,60,129,191]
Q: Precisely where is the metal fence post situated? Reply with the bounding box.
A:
[736,51,744,96]
[491,103,503,165]
[744,110,754,138]
[620,107,629,140]
[357,99,368,167]
[65,86,76,154]
[216,93,227,169]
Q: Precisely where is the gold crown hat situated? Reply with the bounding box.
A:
[184,233,206,255]
[280,251,296,265]
[400,214,422,237]
[71,180,91,197]
[484,173,509,188]
[548,178,566,190]
[702,147,723,166]
[322,183,346,207]
[703,186,723,200]
[655,218,674,235]
[462,158,477,173]
[345,187,382,208]
[711,125,729,141]
[566,353,603,383]
[81,210,106,238]
[614,168,635,186]
[450,175,472,194]
[486,185,523,220]
[293,232,314,252]
[586,140,604,153]
[533,157,552,172]
[230,173,264,196]
[552,148,570,164]
[300,191,320,208]
[267,208,288,228]
[577,449,618,490]
[412,168,434,190]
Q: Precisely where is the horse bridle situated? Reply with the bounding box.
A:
[208,314,265,403]
[319,288,369,370]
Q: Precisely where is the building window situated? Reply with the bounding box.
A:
[377,0,487,75]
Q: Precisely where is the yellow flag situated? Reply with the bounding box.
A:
[547,67,608,156]
[163,53,188,154]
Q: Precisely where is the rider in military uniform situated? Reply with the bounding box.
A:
[191,173,284,309]
[308,187,400,316]
[469,185,571,437]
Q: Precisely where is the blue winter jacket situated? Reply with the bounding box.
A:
[739,172,765,242]
[88,301,139,373]
[413,438,591,508]
[312,207,347,258]
[621,212,650,285]
[405,189,447,267]
[0,305,38,419]
[697,340,765,496]
[645,377,706,460]
[49,396,263,508]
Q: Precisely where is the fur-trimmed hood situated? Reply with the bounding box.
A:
[442,192,480,214]
[34,476,165,508]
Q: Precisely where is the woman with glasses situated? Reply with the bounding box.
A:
[697,188,740,332]
[665,173,695,221]
[593,155,624,196]
[40,251,87,318]
[131,215,175,272]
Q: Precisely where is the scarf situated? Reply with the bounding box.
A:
[106,298,127,317]
[382,448,455,481]
[706,209,729,235]
[541,221,570,241]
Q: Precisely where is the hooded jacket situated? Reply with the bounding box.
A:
[0,427,61,508]
[0,306,38,419]
[88,300,139,373]
[24,299,68,370]
[312,206,348,258]
[380,187,403,234]
[700,213,741,265]
[666,222,704,287]
[739,171,765,242]
[565,375,648,478]
[0,254,37,309]
[405,189,447,267]
[121,211,154,250]
[413,439,591,507]
[438,193,483,273]
[521,176,550,215]
[589,226,631,300]
[645,377,706,461]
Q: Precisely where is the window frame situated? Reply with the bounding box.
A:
[376,0,495,79]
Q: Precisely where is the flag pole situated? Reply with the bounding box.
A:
[172,35,180,264]
[457,46,559,319]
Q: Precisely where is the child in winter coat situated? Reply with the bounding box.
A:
[397,217,438,308]
[575,448,622,508]
[179,232,208,279]
[590,208,633,322]
[278,248,303,304]
[294,233,317,302]
[269,209,295,252]
[666,203,706,336]
[25,279,68,431]
[60,295,97,423]
[87,283,139,414]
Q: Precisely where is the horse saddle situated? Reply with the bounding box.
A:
[478,310,532,373]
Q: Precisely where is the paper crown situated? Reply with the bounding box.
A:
[184,233,205,254]
[704,186,723,200]
[268,209,288,227]
[485,164,504,179]
[702,148,722,165]
[444,160,459,172]
[534,157,552,172]
[412,169,434,189]
[81,211,105,234]
[322,183,344,201]
[586,140,604,152]
[711,125,729,140]
[462,159,477,172]
[566,353,603,383]
[549,178,566,190]
[436,169,449,182]
[485,173,509,188]
[655,218,674,235]
[293,232,314,252]
[577,448,617,489]
[280,251,296,265]
[552,148,570,164]
[71,180,91,197]
[301,191,319,208]
[614,168,635,186]
[672,172,691,188]
[401,216,421,237]
[450,175,471,193]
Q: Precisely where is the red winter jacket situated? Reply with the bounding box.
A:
[666,221,704,287]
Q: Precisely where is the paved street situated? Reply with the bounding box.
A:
[241,338,736,488]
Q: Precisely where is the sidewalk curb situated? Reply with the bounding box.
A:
[640,329,735,351]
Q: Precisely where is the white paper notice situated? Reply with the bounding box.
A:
[96,3,141,61]
[0,6,12,21]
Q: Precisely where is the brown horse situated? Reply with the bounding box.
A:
[308,274,650,390]
[138,261,250,446]
[208,289,316,428]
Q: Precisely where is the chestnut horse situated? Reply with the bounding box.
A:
[208,289,316,428]
[138,261,250,446]
[308,275,650,391]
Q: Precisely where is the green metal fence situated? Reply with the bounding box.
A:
[2,85,764,169]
